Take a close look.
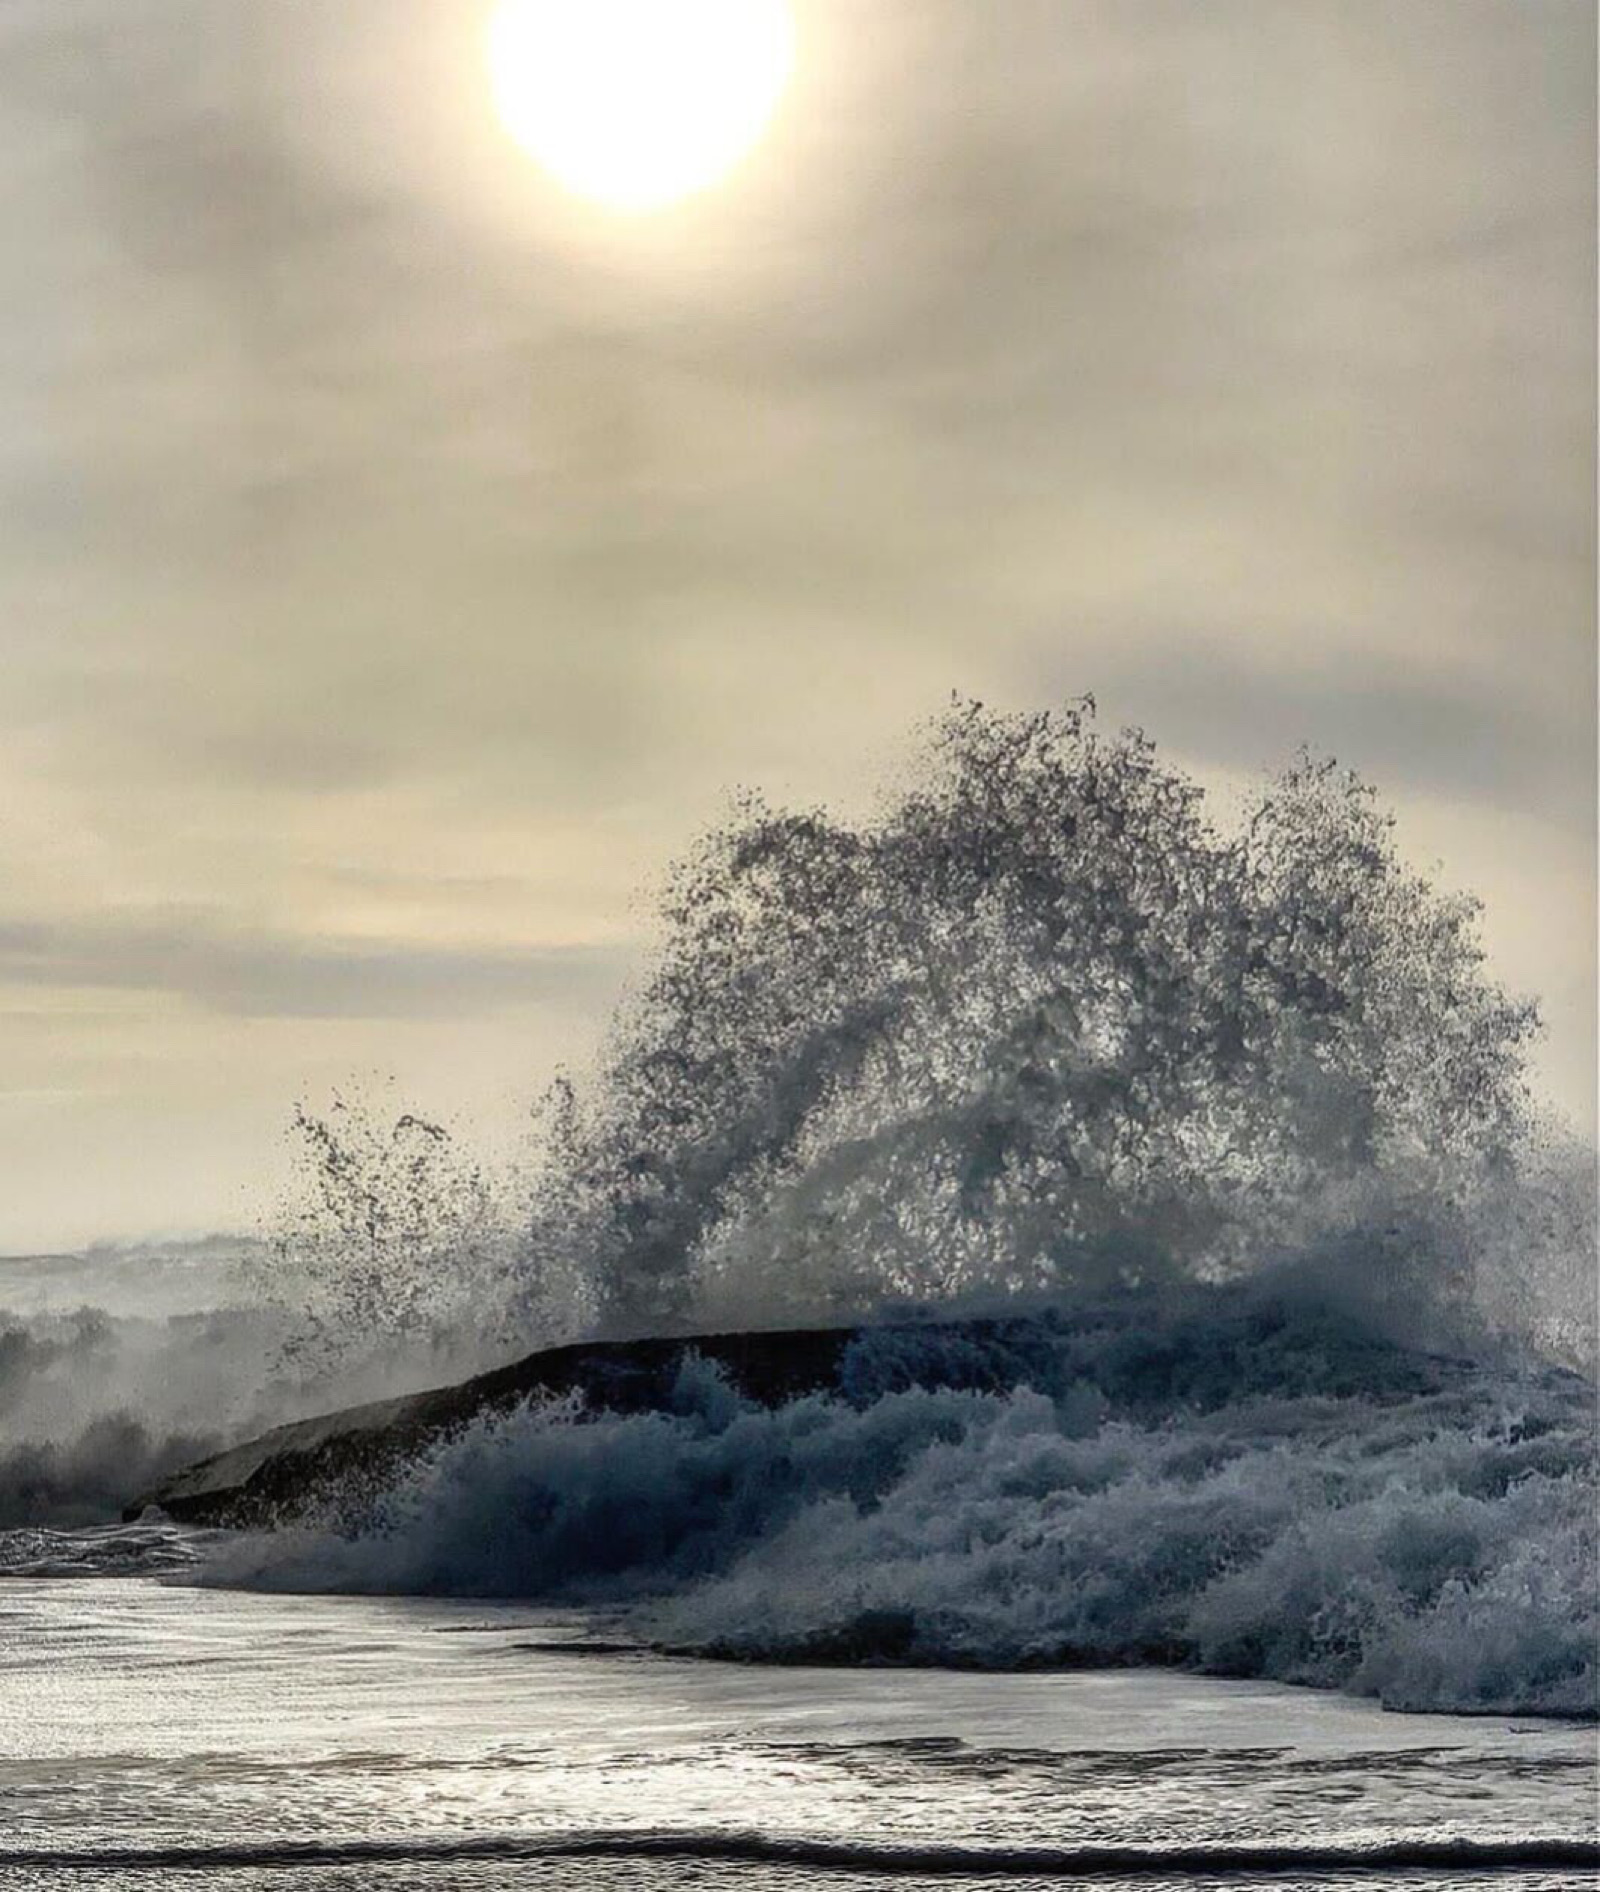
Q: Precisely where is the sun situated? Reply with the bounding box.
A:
[487,0,795,213]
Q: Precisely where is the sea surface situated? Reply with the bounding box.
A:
[1,1562,1594,1892]
[4,716,1597,1885]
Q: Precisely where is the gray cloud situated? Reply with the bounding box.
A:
[0,919,628,1020]
[1034,640,1595,824]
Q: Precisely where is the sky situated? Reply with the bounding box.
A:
[1,0,1593,1252]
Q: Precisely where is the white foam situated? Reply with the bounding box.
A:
[212,1308,1597,1719]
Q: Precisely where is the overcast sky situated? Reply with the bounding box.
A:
[1,0,1593,1252]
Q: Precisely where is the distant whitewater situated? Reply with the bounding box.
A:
[4,701,1595,1719]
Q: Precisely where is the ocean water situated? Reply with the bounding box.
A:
[4,713,1597,1886]
[0,1570,1594,1891]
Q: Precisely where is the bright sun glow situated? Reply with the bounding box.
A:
[487,0,795,212]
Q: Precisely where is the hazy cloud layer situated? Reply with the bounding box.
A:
[0,919,628,1018]
[0,0,1592,1247]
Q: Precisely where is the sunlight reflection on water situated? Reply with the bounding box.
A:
[1,1578,1593,1890]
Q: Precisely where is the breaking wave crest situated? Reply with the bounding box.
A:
[510,699,1589,1355]
[250,700,1593,1372]
[214,1291,1598,1719]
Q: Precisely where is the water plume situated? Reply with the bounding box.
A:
[518,699,1573,1351]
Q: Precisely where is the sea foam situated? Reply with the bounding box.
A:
[212,1292,1597,1719]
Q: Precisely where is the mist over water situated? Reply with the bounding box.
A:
[4,704,1595,1714]
[0,1300,261,1530]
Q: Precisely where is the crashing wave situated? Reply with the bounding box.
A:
[8,702,1595,1717]
[211,1290,1598,1719]
[188,703,1600,1714]
[511,700,1587,1358]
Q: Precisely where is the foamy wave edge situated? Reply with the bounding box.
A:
[205,1302,1599,1720]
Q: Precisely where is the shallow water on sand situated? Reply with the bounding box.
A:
[1,1578,1593,1890]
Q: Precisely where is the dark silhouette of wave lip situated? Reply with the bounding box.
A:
[126,1294,1494,1530]
[124,1322,859,1527]
[5,1830,1596,1877]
